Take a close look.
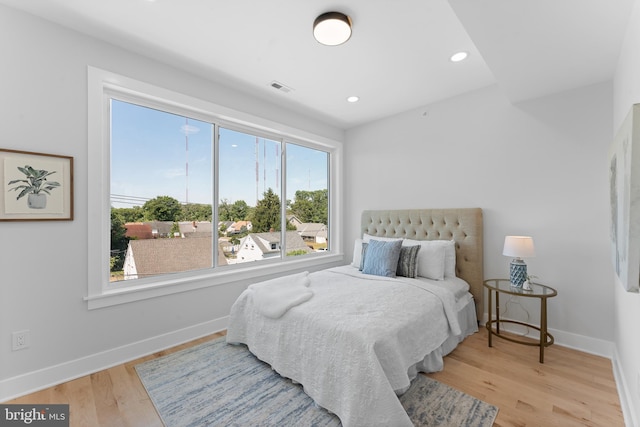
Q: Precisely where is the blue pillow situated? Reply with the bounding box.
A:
[362,239,403,277]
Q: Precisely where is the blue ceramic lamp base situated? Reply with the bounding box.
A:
[510,259,527,288]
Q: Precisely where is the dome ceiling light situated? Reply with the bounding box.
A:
[313,12,352,46]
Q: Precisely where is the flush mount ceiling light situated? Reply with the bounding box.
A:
[347,96,359,103]
[313,12,352,46]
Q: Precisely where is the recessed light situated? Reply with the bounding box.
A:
[450,51,468,62]
[347,96,359,103]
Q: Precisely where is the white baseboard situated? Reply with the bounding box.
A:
[612,347,638,427]
[0,316,229,402]
[481,312,614,358]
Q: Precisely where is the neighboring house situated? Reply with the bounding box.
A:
[124,222,153,240]
[287,215,303,229]
[235,231,310,262]
[144,221,174,238]
[178,221,213,237]
[183,231,213,239]
[218,221,234,236]
[229,220,252,234]
[295,223,327,244]
[123,236,227,280]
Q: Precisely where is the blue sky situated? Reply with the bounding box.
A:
[110,100,328,208]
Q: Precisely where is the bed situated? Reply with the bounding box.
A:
[226,208,483,427]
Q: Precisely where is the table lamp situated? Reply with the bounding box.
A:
[503,236,535,288]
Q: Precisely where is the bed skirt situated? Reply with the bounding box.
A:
[398,296,478,395]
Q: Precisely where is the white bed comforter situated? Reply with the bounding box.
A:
[226,265,465,427]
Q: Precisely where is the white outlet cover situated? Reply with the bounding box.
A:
[11,330,30,351]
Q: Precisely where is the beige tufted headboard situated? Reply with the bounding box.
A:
[361,208,484,321]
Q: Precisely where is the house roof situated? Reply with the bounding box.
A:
[231,221,251,232]
[249,231,311,253]
[144,221,174,236]
[296,223,326,232]
[128,237,227,277]
[178,221,213,235]
[124,223,153,240]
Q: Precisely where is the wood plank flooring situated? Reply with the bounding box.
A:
[5,328,624,426]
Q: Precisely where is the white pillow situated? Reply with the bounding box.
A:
[363,233,402,243]
[402,239,446,280]
[404,239,456,278]
[441,240,456,277]
[351,238,363,268]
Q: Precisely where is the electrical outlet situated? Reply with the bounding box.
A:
[12,330,30,351]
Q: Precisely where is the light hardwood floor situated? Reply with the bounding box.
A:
[6,328,624,426]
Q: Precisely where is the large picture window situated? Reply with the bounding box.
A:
[103,92,332,289]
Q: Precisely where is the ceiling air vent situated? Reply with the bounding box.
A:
[270,81,294,93]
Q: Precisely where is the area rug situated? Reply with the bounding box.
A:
[135,337,498,426]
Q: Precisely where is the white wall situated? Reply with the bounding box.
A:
[345,82,614,349]
[0,5,343,400]
[613,0,640,425]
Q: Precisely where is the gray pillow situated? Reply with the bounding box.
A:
[396,244,421,278]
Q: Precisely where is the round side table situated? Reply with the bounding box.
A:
[483,278,557,363]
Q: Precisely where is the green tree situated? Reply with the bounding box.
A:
[290,189,328,224]
[182,203,212,221]
[110,209,129,271]
[170,221,180,237]
[112,206,144,223]
[251,188,282,232]
[251,189,297,232]
[219,199,232,221]
[219,199,249,221]
[142,196,182,221]
[230,200,249,221]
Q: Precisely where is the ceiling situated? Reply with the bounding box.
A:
[1,0,635,129]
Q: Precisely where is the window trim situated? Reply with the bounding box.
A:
[86,66,343,309]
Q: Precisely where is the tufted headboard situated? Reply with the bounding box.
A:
[361,208,484,321]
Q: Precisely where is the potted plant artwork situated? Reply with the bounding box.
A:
[7,165,60,209]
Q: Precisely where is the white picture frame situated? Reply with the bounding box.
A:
[609,104,640,292]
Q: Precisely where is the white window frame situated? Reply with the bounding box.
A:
[86,66,343,309]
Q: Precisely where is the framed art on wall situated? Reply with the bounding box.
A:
[0,149,74,221]
[609,104,640,292]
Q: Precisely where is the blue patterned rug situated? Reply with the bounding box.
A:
[135,337,498,426]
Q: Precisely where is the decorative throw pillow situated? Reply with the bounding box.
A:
[362,239,403,277]
[396,244,421,278]
[402,239,446,280]
[359,242,368,270]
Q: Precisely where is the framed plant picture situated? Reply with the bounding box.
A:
[0,149,74,221]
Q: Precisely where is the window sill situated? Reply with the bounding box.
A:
[85,253,344,309]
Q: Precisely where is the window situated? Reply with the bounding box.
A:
[286,143,329,253]
[110,100,213,281]
[87,67,341,308]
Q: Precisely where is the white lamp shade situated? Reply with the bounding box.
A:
[313,12,352,46]
[503,236,536,258]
